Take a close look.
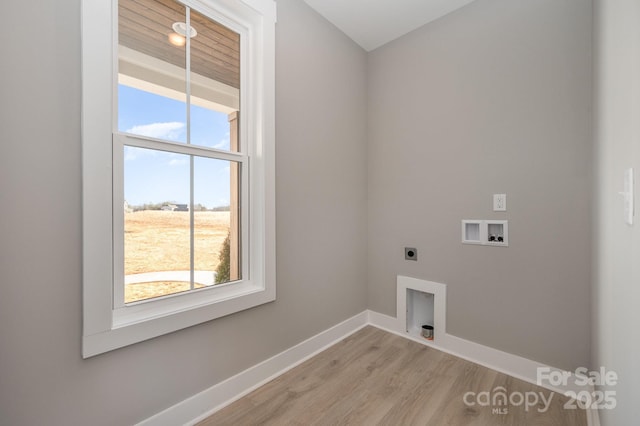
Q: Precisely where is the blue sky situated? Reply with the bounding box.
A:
[119,85,232,208]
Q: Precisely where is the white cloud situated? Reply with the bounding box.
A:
[212,139,230,150]
[126,122,186,141]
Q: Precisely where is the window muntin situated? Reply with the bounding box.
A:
[116,0,243,305]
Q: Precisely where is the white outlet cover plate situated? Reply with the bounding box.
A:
[493,194,507,211]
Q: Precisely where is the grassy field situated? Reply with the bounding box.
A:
[124,210,230,303]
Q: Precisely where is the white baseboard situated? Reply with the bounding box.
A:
[139,309,599,426]
[367,310,599,426]
[137,311,368,426]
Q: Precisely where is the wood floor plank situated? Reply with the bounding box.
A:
[198,327,587,426]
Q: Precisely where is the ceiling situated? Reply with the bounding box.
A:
[303,0,477,52]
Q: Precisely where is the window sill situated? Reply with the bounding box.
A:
[83,281,275,358]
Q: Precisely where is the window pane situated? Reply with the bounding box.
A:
[193,157,241,284]
[124,146,191,303]
[118,0,187,142]
[118,86,188,142]
[190,104,235,150]
[190,9,240,151]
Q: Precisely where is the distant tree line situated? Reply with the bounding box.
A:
[131,202,165,212]
[128,201,230,212]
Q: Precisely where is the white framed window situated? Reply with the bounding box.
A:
[82,0,276,358]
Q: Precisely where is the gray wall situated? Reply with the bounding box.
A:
[0,0,367,424]
[367,0,592,371]
[0,0,606,423]
[593,0,640,424]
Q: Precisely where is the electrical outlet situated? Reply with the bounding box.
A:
[493,194,507,212]
[405,247,417,261]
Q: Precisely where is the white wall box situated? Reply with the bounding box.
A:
[397,276,446,343]
[486,220,508,246]
[462,220,483,244]
[462,220,508,247]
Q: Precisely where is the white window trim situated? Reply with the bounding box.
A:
[81,0,276,358]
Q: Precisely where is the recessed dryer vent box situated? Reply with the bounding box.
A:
[397,275,446,344]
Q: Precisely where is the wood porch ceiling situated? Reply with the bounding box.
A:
[118,0,240,89]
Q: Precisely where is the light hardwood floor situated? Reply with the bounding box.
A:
[199,326,586,425]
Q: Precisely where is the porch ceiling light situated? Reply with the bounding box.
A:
[168,22,197,47]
